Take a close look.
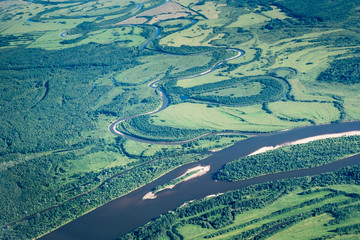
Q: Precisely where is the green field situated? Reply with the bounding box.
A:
[122,134,245,157]
[150,103,305,132]
[176,188,355,240]
[114,53,213,85]
[201,81,263,98]
[269,101,340,124]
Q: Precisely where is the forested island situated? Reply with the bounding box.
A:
[0,0,359,239]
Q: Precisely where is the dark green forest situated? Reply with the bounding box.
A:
[0,43,141,155]
[317,57,360,84]
[216,136,360,181]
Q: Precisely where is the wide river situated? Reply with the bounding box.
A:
[40,121,360,240]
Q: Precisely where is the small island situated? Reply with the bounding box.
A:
[143,165,210,200]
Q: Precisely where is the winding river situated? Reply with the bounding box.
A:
[36,1,360,239]
[108,48,247,144]
[40,121,360,240]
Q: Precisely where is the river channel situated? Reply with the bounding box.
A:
[40,121,360,240]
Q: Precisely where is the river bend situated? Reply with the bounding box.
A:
[41,121,360,240]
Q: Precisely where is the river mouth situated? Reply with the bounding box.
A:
[40,121,360,240]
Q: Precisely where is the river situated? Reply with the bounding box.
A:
[40,121,360,240]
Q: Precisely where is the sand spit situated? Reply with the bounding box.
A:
[249,131,360,156]
[143,165,210,200]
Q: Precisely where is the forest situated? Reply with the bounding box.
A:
[317,57,360,84]
[216,136,360,181]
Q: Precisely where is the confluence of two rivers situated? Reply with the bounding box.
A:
[40,13,360,240]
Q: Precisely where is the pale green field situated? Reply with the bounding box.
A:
[268,211,360,240]
[176,185,360,240]
[201,81,263,97]
[28,25,145,49]
[42,0,134,18]
[122,135,246,157]
[159,3,227,47]
[79,27,145,46]
[1,4,91,35]
[268,101,340,124]
[115,53,212,85]
[227,12,269,28]
[158,19,193,29]
[70,150,136,173]
[176,69,230,88]
[151,103,305,132]
[178,224,213,239]
[262,5,288,19]
[191,1,221,19]
[159,24,215,47]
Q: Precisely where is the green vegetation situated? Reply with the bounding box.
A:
[121,134,245,158]
[317,57,360,84]
[120,164,360,240]
[1,0,360,238]
[152,168,201,194]
[216,136,360,181]
[150,102,308,132]
[1,153,206,239]
[268,101,340,124]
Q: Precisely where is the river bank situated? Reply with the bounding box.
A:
[249,130,360,156]
[40,121,360,240]
[143,165,211,200]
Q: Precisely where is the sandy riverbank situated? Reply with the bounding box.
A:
[249,131,360,156]
[143,165,210,200]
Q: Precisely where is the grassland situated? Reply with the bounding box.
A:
[150,103,305,132]
[176,69,230,88]
[114,53,213,85]
[176,186,356,240]
[121,134,245,157]
[269,101,340,124]
[139,0,360,140]
[201,81,262,98]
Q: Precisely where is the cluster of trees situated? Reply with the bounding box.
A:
[120,164,360,239]
[0,152,204,239]
[274,0,360,23]
[0,43,141,155]
[164,50,234,79]
[151,40,216,55]
[119,115,210,141]
[209,27,253,47]
[309,32,360,48]
[216,136,360,181]
[162,75,287,107]
[97,90,161,119]
[317,57,360,84]
[193,77,286,106]
[0,40,182,238]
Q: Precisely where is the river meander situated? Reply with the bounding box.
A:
[40,121,360,240]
